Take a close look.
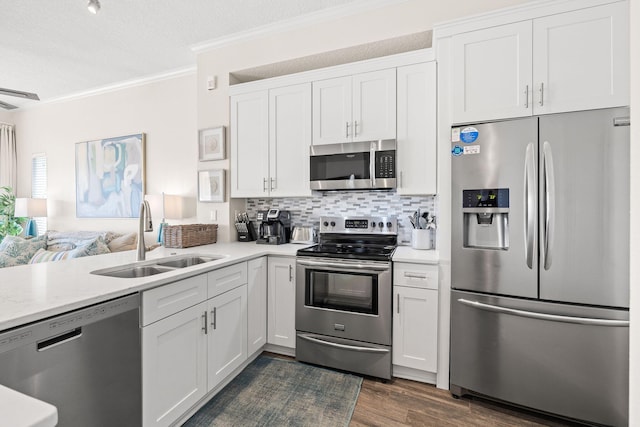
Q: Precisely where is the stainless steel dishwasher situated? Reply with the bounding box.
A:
[0,293,141,427]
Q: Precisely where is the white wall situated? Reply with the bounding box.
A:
[10,73,197,238]
[0,110,12,124]
[628,0,638,424]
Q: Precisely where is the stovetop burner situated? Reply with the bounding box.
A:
[296,215,398,261]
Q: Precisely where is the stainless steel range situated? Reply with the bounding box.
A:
[295,215,397,379]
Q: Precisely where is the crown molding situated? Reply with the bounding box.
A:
[20,66,196,111]
[190,0,411,54]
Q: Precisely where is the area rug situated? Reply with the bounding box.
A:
[182,355,362,427]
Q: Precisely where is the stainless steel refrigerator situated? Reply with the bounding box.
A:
[450,107,630,426]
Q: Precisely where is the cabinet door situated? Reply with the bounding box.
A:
[396,62,437,195]
[230,91,269,197]
[312,76,352,145]
[392,286,438,373]
[267,257,296,348]
[533,2,629,114]
[452,21,533,123]
[207,285,247,391]
[352,69,397,142]
[269,83,312,197]
[142,302,207,427]
[247,257,267,355]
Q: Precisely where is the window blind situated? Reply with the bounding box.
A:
[31,154,47,235]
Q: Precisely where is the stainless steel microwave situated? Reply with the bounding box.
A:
[309,139,396,190]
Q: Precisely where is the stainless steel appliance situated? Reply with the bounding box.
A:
[309,139,396,190]
[256,209,291,245]
[296,215,397,379]
[0,293,141,427]
[450,107,630,426]
[290,226,317,244]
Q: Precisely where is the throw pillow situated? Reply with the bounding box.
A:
[0,235,47,266]
[30,236,111,264]
[46,231,120,251]
[108,232,137,252]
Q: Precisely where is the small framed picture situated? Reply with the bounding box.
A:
[198,169,225,202]
[198,126,225,161]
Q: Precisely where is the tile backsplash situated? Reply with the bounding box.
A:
[246,190,437,245]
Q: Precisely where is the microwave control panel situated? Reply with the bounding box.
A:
[375,150,395,178]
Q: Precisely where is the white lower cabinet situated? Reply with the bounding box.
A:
[392,262,439,382]
[142,262,250,427]
[267,256,296,349]
[207,285,248,391]
[247,257,268,355]
[142,302,207,427]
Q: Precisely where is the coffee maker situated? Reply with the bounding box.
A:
[256,209,291,245]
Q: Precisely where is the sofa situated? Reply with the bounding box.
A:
[0,231,138,268]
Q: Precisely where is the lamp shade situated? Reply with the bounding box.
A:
[163,194,185,220]
[14,198,47,218]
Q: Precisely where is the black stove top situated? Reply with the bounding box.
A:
[296,215,398,261]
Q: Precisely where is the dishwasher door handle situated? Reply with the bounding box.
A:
[37,327,83,351]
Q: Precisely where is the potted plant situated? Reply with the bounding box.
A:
[0,186,26,242]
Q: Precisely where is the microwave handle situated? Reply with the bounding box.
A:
[370,145,376,187]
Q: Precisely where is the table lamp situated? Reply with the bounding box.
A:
[14,198,47,237]
[157,193,185,244]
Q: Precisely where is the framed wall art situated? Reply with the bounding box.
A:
[198,169,225,202]
[75,133,145,218]
[198,126,225,161]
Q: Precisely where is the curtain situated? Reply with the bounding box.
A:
[0,124,17,190]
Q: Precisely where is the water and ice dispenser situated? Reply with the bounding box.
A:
[462,188,509,250]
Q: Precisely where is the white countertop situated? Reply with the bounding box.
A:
[0,384,58,427]
[0,242,302,332]
[392,246,439,264]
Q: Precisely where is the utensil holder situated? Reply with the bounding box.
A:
[412,229,432,250]
[236,221,257,242]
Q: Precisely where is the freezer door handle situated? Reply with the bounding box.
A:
[541,141,556,270]
[457,299,629,327]
[524,142,537,269]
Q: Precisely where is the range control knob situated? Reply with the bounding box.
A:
[386,222,393,229]
[370,221,376,227]
[378,222,384,228]
[323,221,329,227]
[330,221,336,227]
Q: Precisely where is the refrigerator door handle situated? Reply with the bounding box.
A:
[541,141,556,270]
[524,143,537,269]
[457,299,629,327]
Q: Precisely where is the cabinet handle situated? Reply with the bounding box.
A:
[539,82,544,106]
[404,272,427,279]
[354,120,358,137]
[397,294,400,314]
[345,122,350,138]
[212,308,217,330]
[524,85,529,109]
[289,265,293,282]
[263,178,267,192]
[270,178,275,191]
[202,311,208,334]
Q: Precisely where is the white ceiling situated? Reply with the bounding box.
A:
[0,0,374,110]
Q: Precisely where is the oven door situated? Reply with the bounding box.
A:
[295,257,392,345]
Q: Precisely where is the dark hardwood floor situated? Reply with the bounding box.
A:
[350,376,583,427]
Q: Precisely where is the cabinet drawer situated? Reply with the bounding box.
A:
[394,263,438,290]
[142,274,208,326]
[208,262,248,298]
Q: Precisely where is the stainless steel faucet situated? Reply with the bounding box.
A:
[137,200,153,261]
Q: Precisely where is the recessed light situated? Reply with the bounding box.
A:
[87,0,101,14]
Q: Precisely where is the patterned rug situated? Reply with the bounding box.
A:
[182,355,362,427]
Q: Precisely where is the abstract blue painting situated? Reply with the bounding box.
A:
[75,133,146,218]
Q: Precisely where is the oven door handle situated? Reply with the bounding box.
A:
[296,259,390,272]
[298,334,390,354]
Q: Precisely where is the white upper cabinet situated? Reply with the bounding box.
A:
[230,84,311,198]
[532,2,629,115]
[451,1,629,123]
[452,21,533,123]
[312,69,396,144]
[230,91,269,197]
[269,83,312,197]
[396,62,437,195]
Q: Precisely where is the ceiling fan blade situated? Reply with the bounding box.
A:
[0,87,40,101]
[0,100,18,110]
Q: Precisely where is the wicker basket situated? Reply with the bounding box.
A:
[163,224,218,248]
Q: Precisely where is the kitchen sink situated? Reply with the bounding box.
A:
[91,253,226,278]
[155,255,223,268]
